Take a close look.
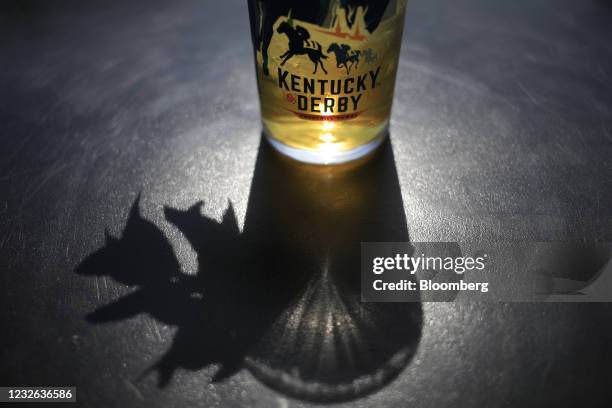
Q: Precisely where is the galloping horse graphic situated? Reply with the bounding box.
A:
[277,21,328,74]
[327,43,360,74]
[362,48,378,64]
[249,0,390,76]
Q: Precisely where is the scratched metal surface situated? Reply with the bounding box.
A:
[1,0,612,407]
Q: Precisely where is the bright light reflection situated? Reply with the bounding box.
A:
[320,132,335,143]
[318,141,340,154]
[319,100,336,117]
[318,103,329,116]
[322,121,335,131]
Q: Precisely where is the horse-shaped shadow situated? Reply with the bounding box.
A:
[75,195,197,330]
[76,138,422,402]
[277,21,328,74]
[327,43,361,75]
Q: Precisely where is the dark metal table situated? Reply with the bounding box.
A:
[1,0,611,406]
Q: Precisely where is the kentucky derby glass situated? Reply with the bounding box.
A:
[248,0,408,164]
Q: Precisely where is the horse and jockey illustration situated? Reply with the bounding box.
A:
[249,0,391,76]
[276,15,366,76]
[276,19,364,76]
[276,21,328,74]
[327,43,361,75]
[361,48,378,64]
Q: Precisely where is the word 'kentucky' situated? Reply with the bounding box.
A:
[277,66,381,114]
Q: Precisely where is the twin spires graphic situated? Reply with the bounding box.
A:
[316,4,368,41]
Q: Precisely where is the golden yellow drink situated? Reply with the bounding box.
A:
[249,0,407,164]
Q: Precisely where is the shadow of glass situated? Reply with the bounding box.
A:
[75,136,422,403]
[241,137,422,401]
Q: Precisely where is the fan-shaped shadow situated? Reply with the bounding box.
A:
[75,136,422,403]
[241,137,422,401]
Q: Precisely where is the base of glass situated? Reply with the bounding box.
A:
[263,124,389,165]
